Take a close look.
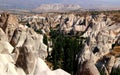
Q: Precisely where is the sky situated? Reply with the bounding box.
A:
[0,0,120,9]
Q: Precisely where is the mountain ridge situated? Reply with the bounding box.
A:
[32,4,81,12]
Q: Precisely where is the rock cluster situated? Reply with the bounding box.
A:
[0,13,70,75]
[19,13,90,35]
[0,12,119,75]
[19,13,120,75]
[76,14,120,75]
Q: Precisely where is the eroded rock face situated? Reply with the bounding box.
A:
[10,25,27,47]
[0,13,9,29]
[10,24,48,59]
[0,13,70,75]
[106,56,115,74]
[34,58,70,75]
[15,46,36,74]
[113,58,120,68]
[76,13,120,75]
[17,13,120,75]
[0,13,19,42]
[0,54,26,75]
[0,41,14,54]
[76,60,100,75]
[0,28,8,41]
[0,12,119,75]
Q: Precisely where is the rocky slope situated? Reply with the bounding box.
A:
[0,12,120,75]
[75,15,120,75]
[19,12,120,75]
[0,13,70,75]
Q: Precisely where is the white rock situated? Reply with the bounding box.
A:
[0,41,14,54]
[113,58,120,68]
[34,58,70,75]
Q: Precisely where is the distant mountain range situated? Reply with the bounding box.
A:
[0,4,81,13]
[0,1,120,13]
[0,0,120,10]
[32,4,81,12]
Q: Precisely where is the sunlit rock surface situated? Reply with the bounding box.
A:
[0,12,120,75]
[0,13,71,75]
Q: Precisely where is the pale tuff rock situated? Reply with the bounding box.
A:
[10,26,27,47]
[10,25,48,59]
[78,44,93,64]
[14,29,47,74]
[34,58,50,75]
[11,47,20,62]
[0,28,8,41]
[66,14,75,27]
[76,14,120,75]
[0,54,14,65]
[76,60,100,75]
[0,54,26,75]
[18,12,120,75]
[34,58,70,75]
[0,41,14,54]
[0,13,9,28]
[73,25,86,32]
[0,13,67,75]
[16,37,37,74]
[113,58,120,68]
[0,12,119,75]
[106,56,115,74]
[0,13,19,42]
[25,28,48,59]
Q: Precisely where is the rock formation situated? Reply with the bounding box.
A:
[0,11,120,75]
[76,14,120,75]
[18,12,120,75]
[0,12,70,75]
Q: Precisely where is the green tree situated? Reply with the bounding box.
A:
[47,30,85,75]
[110,68,120,75]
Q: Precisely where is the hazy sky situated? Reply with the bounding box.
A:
[0,0,120,9]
